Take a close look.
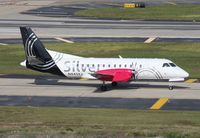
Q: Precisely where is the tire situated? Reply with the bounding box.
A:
[169,86,174,90]
[111,82,118,87]
[101,85,107,91]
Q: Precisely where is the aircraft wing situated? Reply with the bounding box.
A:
[92,69,133,82]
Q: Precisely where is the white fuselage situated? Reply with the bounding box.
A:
[48,50,189,81]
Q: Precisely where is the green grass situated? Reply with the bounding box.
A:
[75,4,200,21]
[0,42,200,78]
[0,107,200,137]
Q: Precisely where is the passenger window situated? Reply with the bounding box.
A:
[163,63,170,67]
[169,63,176,67]
[119,64,121,67]
[114,64,116,68]
[124,64,127,67]
[108,64,110,67]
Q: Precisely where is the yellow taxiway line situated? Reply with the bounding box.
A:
[79,78,89,81]
[185,79,197,83]
[150,98,169,110]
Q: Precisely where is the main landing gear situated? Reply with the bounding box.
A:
[100,81,118,91]
[111,81,118,87]
[101,81,107,91]
[101,81,174,91]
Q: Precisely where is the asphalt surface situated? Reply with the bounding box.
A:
[0,96,156,109]
[1,19,200,30]
[11,0,200,39]
[0,0,200,111]
[0,95,200,110]
[1,0,200,39]
[1,19,200,39]
[21,3,116,18]
[21,0,200,18]
[2,37,200,44]
[0,77,199,110]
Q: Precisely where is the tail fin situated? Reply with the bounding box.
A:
[20,27,52,63]
[20,27,64,76]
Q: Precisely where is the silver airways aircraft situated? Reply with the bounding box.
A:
[20,27,189,91]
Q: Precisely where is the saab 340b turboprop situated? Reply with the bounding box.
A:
[20,27,189,91]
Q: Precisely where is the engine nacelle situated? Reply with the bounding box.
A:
[96,68,133,82]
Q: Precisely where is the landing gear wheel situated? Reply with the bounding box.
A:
[100,81,107,91]
[101,85,107,91]
[111,82,118,87]
[169,86,174,90]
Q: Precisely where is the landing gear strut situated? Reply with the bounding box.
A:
[111,81,118,87]
[169,85,174,90]
[101,81,107,91]
[168,82,174,90]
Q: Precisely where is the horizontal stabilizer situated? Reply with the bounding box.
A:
[27,56,45,65]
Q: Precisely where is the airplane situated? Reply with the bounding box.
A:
[19,27,189,91]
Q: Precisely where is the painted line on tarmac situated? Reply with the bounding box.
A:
[144,37,156,43]
[150,98,169,110]
[80,77,89,81]
[165,2,177,5]
[55,37,74,43]
[185,79,197,83]
[0,43,8,45]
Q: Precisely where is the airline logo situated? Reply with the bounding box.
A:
[25,33,56,70]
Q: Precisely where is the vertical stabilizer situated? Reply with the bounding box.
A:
[20,27,64,76]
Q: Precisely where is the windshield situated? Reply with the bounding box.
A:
[163,63,170,67]
[163,63,176,67]
[169,63,176,67]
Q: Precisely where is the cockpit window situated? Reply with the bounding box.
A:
[169,63,176,67]
[163,63,177,67]
[163,63,170,67]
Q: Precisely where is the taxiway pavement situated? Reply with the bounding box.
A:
[1,19,200,39]
[0,77,199,99]
[1,1,200,110]
[1,0,200,39]
[0,77,200,110]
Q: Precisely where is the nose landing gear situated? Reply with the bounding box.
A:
[169,85,174,90]
[168,82,174,90]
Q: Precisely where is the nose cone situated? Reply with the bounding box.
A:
[179,68,189,78]
[183,70,189,78]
